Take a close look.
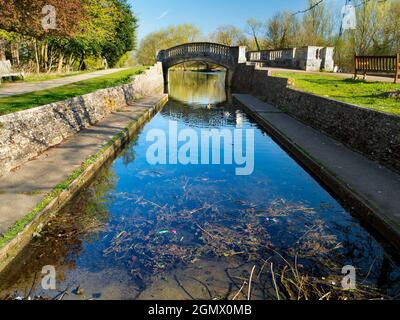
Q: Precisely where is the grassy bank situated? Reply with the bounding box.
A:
[0,67,147,116]
[273,72,400,115]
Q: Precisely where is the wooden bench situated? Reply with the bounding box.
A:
[355,54,400,83]
[0,60,24,84]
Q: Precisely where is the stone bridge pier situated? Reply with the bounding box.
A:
[157,42,247,91]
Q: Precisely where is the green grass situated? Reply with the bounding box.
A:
[0,67,147,116]
[272,72,400,115]
[1,70,93,84]
[23,71,88,82]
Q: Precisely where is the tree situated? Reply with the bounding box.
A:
[101,0,138,67]
[266,11,300,49]
[209,25,248,46]
[300,0,334,46]
[246,19,263,50]
[136,24,201,65]
[0,0,138,73]
[0,0,84,38]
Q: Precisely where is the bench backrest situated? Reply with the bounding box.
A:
[0,60,13,74]
[355,54,399,83]
[355,55,398,73]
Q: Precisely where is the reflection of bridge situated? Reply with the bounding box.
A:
[157,42,246,89]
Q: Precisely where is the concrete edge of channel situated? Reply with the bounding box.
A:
[233,95,400,252]
[0,94,169,273]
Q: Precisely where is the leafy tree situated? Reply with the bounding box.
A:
[266,11,300,49]
[101,0,138,67]
[0,0,84,38]
[300,0,333,46]
[209,25,248,46]
[136,24,201,65]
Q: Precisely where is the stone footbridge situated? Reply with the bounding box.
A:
[157,42,246,89]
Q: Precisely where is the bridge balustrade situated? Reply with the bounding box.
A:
[162,43,232,60]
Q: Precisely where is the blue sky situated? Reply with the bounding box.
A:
[129,0,342,41]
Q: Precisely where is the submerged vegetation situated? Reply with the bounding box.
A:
[1,90,399,300]
[1,174,393,300]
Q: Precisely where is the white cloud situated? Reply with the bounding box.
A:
[157,10,169,20]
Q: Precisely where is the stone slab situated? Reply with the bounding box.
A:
[0,94,167,235]
[233,93,400,248]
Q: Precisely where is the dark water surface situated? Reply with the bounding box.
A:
[1,70,400,300]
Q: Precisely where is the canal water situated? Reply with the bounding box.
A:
[1,70,400,300]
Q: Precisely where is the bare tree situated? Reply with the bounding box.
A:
[246,18,263,50]
[209,25,248,46]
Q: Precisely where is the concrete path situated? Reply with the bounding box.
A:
[266,67,397,83]
[233,94,400,246]
[0,94,166,235]
[0,68,129,98]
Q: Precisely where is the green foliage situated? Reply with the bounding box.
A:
[210,25,248,46]
[83,56,105,71]
[136,24,201,65]
[0,0,138,73]
[273,71,400,115]
[101,0,138,67]
[114,51,136,68]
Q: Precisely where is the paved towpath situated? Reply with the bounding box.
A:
[234,93,400,247]
[0,94,166,235]
[0,68,129,98]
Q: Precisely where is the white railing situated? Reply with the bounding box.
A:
[161,43,232,60]
[247,48,296,62]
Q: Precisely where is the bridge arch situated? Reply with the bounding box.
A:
[157,42,246,91]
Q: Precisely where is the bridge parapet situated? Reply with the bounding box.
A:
[157,42,247,89]
[157,42,246,69]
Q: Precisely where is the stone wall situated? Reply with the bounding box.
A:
[232,64,400,173]
[247,46,335,72]
[0,63,164,177]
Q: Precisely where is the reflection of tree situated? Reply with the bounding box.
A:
[0,167,117,295]
[164,70,239,128]
[168,70,227,105]
[120,134,140,166]
[161,99,238,128]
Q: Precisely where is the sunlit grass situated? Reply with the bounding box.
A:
[272,72,400,115]
[23,71,88,82]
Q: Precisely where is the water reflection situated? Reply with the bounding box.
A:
[169,70,227,106]
[1,71,400,300]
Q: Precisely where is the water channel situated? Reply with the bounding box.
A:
[1,70,399,300]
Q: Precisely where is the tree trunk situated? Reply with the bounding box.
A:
[0,38,6,61]
[11,41,20,65]
[34,40,40,73]
[42,41,49,72]
[253,33,261,51]
[79,52,86,70]
[57,51,64,73]
[67,53,74,72]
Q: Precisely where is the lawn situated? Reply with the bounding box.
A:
[23,71,88,82]
[0,67,147,116]
[272,72,400,115]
